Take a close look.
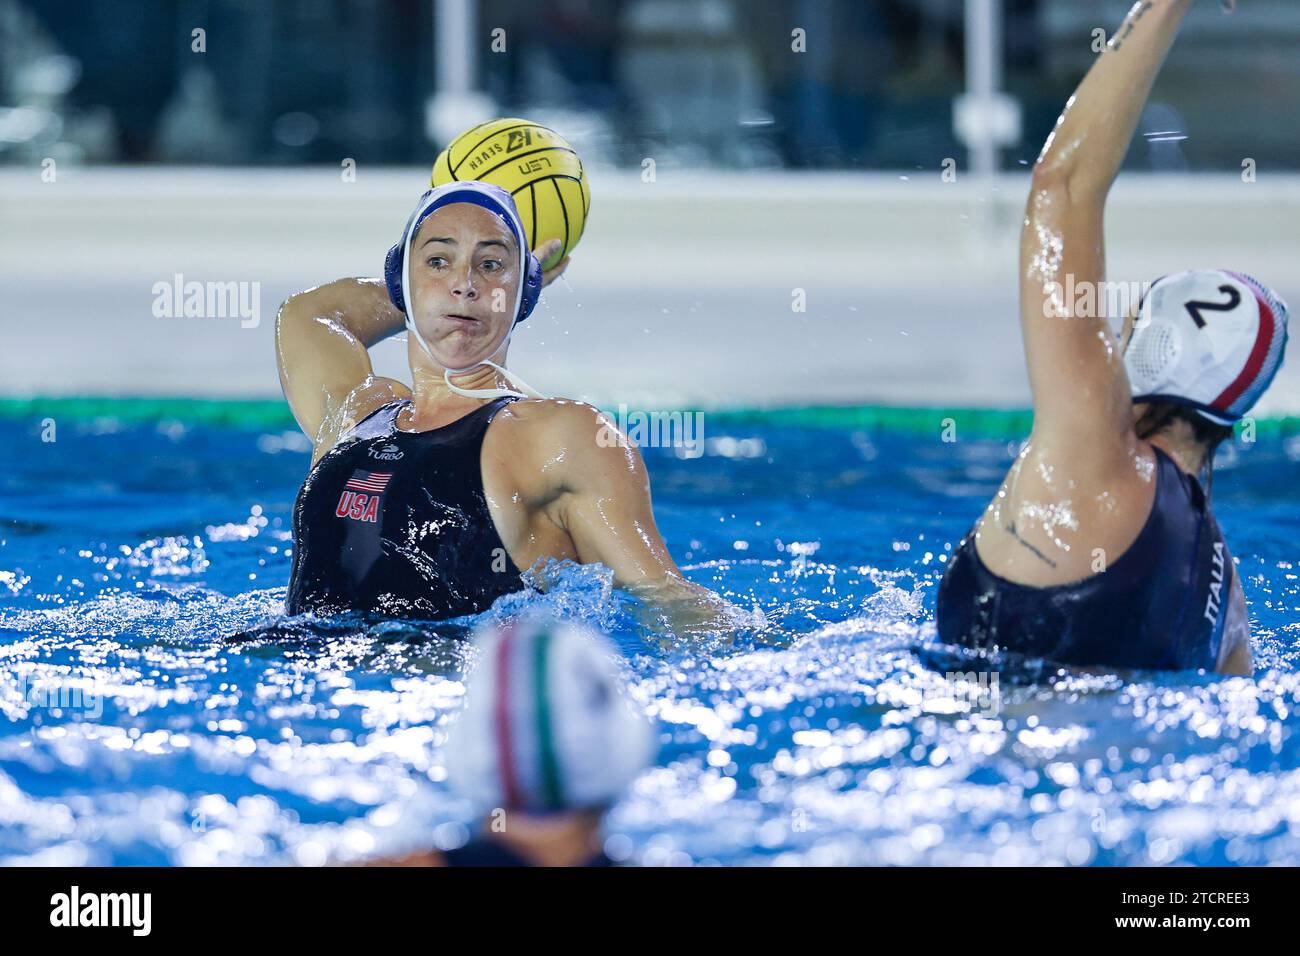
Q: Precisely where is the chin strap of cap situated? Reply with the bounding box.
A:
[443,360,546,400]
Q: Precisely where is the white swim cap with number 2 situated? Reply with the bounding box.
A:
[1126,269,1289,425]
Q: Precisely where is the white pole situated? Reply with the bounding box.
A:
[964,0,1003,184]
[426,0,494,147]
[435,0,474,95]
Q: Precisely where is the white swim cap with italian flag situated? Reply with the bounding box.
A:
[442,617,657,815]
[1126,269,1289,425]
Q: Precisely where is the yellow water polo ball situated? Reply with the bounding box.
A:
[432,117,591,270]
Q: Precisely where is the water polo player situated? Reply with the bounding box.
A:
[275,181,723,627]
[367,616,656,867]
[936,0,1288,674]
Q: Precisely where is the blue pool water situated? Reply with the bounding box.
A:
[2,406,1299,866]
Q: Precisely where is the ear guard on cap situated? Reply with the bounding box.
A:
[383,185,544,324]
[383,241,405,312]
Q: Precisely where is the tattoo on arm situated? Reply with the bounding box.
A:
[1005,519,1059,569]
[1109,0,1153,52]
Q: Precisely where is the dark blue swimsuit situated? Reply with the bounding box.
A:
[936,447,1242,671]
[286,398,525,621]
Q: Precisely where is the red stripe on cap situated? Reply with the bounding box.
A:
[494,628,524,809]
[1213,290,1276,413]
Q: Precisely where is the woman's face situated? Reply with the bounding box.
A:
[406,203,520,370]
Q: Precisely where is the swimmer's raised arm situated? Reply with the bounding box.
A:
[1020,0,1196,459]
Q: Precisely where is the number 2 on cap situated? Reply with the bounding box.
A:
[1185,285,1241,329]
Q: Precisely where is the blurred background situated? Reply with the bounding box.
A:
[5,0,1300,171]
[2,0,1297,409]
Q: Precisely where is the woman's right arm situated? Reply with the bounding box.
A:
[1019,0,1196,464]
[274,277,411,456]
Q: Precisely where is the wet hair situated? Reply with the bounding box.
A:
[1135,401,1234,446]
[1135,400,1235,492]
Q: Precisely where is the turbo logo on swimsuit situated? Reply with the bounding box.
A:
[336,470,391,523]
[367,443,403,461]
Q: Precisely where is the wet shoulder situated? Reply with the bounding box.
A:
[483,398,618,489]
[312,377,411,462]
[488,397,611,442]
